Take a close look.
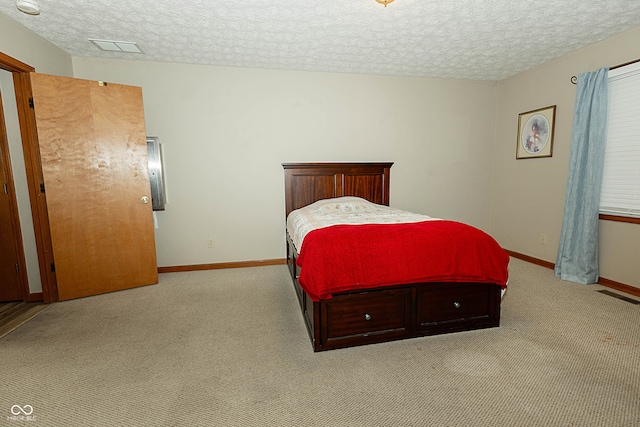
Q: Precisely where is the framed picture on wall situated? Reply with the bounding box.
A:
[516,105,556,159]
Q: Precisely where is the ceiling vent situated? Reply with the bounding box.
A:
[89,39,143,53]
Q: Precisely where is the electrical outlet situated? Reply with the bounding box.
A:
[208,239,214,248]
[539,234,547,245]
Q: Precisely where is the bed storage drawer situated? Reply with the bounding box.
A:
[415,282,500,335]
[319,288,411,349]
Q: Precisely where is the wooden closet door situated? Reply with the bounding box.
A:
[30,73,157,301]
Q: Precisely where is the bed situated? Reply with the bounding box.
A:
[283,162,509,352]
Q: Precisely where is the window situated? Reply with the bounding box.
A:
[600,61,640,220]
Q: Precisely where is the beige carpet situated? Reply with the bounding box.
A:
[1,258,638,426]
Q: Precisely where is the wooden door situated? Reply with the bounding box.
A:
[0,90,25,301]
[29,73,157,301]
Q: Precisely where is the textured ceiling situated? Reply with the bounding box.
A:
[2,0,640,81]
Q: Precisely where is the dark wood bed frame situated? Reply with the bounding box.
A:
[283,162,501,352]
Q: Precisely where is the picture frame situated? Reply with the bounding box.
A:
[516,105,556,159]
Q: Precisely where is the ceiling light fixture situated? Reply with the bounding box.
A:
[16,0,40,15]
[375,0,395,7]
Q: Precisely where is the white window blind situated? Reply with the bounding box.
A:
[600,62,640,218]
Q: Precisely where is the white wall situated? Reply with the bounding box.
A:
[492,26,640,288]
[0,13,72,76]
[0,12,73,294]
[72,58,498,267]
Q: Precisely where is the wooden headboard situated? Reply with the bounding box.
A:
[282,162,393,217]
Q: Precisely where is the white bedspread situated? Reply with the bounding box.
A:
[286,196,437,252]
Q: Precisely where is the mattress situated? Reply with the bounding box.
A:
[287,197,509,301]
[286,196,437,253]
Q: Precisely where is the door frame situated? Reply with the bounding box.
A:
[0,51,57,303]
[0,84,29,301]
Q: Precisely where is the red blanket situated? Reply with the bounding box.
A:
[296,220,509,301]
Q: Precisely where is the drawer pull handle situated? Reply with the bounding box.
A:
[453,301,461,309]
[364,313,372,321]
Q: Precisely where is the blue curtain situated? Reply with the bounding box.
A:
[555,68,609,284]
